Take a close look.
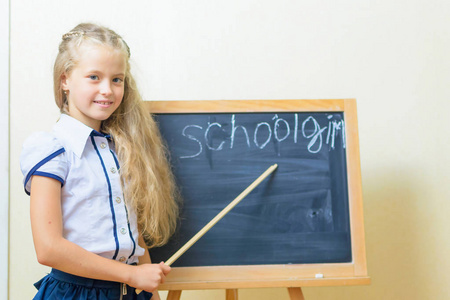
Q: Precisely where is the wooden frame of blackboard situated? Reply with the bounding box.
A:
[145,99,370,290]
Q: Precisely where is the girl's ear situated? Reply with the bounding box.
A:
[61,73,69,90]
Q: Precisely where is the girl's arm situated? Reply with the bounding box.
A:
[30,175,170,293]
[138,234,162,300]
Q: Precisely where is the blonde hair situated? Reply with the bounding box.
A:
[54,23,179,247]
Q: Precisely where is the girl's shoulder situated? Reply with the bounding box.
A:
[20,131,68,194]
[21,131,65,159]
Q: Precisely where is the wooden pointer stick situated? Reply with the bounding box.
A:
[136,164,278,294]
[165,163,277,266]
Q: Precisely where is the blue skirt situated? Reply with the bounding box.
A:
[33,269,153,300]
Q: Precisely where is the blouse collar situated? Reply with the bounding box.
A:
[53,114,110,158]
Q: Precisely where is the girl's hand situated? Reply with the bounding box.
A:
[128,262,171,292]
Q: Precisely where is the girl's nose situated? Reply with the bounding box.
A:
[100,81,112,96]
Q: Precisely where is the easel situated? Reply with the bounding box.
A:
[166,287,304,300]
[144,100,370,299]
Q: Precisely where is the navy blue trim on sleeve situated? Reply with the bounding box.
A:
[24,148,65,196]
[33,171,64,186]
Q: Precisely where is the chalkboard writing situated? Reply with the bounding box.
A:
[149,112,351,267]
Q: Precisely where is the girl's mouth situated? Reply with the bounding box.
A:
[94,100,113,107]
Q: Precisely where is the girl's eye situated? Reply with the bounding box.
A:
[89,75,99,80]
[113,78,123,83]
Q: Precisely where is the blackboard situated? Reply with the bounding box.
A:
[145,100,369,289]
[150,111,351,266]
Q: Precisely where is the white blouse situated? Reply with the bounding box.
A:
[20,114,145,264]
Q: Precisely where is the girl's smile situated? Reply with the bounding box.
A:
[93,100,114,108]
[61,45,126,131]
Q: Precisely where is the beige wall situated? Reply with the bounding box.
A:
[9,0,450,299]
[1,0,9,298]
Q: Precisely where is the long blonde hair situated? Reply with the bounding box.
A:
[54,23,179,247]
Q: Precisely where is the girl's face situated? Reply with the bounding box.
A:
[62,45,126,131]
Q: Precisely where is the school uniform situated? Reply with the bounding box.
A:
[21,114,153,299]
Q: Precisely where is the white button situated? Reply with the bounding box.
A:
[115,197,122,204]
[119,256,126,262]
[120,228,127,235]
[100,143,107,149]
[110,167,117,174]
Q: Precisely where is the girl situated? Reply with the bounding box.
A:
[20,23,179,299]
